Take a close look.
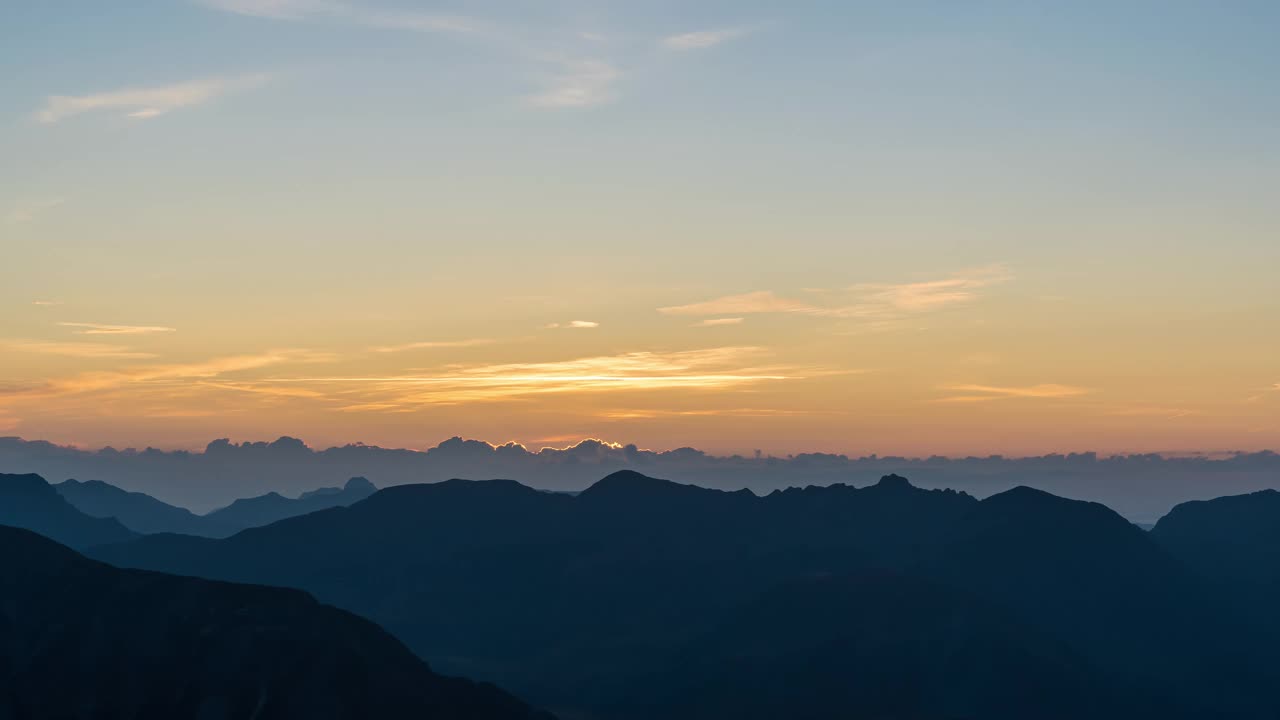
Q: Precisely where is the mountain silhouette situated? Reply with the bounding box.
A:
[198,476,378,536]
[0,524,552,720]
[0,472,136,549]
[90,471,1280,719]
[56,475,377,537]
[56,478,205,534]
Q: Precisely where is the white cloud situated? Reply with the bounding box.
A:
[528,59,619,108]
[662,28,747,50]
[59,322,177,336]
[35,74,270,124]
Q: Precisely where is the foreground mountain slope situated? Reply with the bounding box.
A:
[922,486,1278,715]
[0,524,551,720]
[624,573,1145,720]
[0,473,136,549]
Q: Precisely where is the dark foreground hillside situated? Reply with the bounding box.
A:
[92,471,1280,719]
[0,525,551,720]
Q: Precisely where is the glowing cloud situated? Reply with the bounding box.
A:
[545,320,600,329]
[255,346,794,407]
[935,384,1092,403]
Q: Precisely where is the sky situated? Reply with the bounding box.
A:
[2,0,1278,457]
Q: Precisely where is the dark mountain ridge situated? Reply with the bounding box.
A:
[0,524,551,720]
[0,472,136,550]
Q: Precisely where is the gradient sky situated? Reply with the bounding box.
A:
[3,1,1278,456]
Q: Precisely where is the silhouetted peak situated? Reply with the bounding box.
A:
[1153,488,1280,537]
[1,472,53,493]
[578,470,756,510]
[368,478,541,507]
[345,476,376,493]
[874,473,914,490]
[580,470,683,498]
[971,485,1136,538]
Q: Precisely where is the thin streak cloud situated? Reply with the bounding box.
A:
[695,318,745,327]
[660,266,1011,320]
[2,340,157,360]
[370,339,496,353]
[545,320,600,329]
[662,28,747,50]
[199,0,477,33]
[35,74,270,124]
[935,383,1092,403]
[59,322,177,335]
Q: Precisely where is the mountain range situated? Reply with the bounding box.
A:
[5,434,1279,521]
[55,475,376,537]
[80,470,1280,719]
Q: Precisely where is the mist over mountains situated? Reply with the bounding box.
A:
[4,435,1279,521]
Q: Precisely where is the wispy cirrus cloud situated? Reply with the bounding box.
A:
[59,322,176,336]
[599,407,828,420]
[25,349,333,398]
[32,300,64,307]
[199,0,477,33]
[545,320,600,329]
[662,291,815,316]
[694,317,745,327]
[5,197,65,224]
[2,340,157,360]
[661,265,1011,321]
[35,74,271,124]
[662,27,748,50]
[528,59,620,108]
[934,383,1091,403]
[370,338,496,353]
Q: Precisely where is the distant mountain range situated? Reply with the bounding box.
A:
[4,434,1279,521]
[82,470,1280,719]
[55,475,377,537]
[0,524,551,720]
